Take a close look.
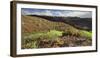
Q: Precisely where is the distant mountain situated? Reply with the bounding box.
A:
[28,15,92,31]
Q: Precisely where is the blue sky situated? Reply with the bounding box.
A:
[21,8,92,18]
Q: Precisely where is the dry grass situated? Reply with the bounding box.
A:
[21,15,92,49]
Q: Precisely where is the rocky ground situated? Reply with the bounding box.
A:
[38,35,92,48]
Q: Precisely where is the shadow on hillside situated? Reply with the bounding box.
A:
[29,15,92,31]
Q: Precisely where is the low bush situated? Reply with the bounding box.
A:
[79,30,92,39]
[22,29,92,49]
[63,27,79,36]
[46,30,63,39]
[22,30,63,48]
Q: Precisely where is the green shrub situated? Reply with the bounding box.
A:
[64,27,79,36]
[31,41,38,48]
[22,30,63,48]
[24,30,63,40]
[46,30,63,39]
[79,30,92,39]
[22,41,38,49]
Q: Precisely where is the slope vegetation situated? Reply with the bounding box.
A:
[21,15,92,49]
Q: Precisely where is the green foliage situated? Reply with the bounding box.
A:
[79,30,92,39]
[24,30,63,40]
[22,15,92,49]
[46,30,63,39]
[64,27,79,36]
[63,26,92,39]
[22,30,63,48]
[22,41,38,49]
[31,41,38,48]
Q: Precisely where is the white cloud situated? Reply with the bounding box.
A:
[64,11,92,18]
[22,9,92,18]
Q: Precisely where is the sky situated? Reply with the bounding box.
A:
[21,8,92,18]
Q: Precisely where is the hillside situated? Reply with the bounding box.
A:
[29,15,92,31]
[21,15,78,33]
[21,15,92,49]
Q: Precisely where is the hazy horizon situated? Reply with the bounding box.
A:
[21,8,92,18]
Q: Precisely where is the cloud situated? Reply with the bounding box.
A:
[21,8,92,18]
[21,9,30,15]
[65,11,92,18]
